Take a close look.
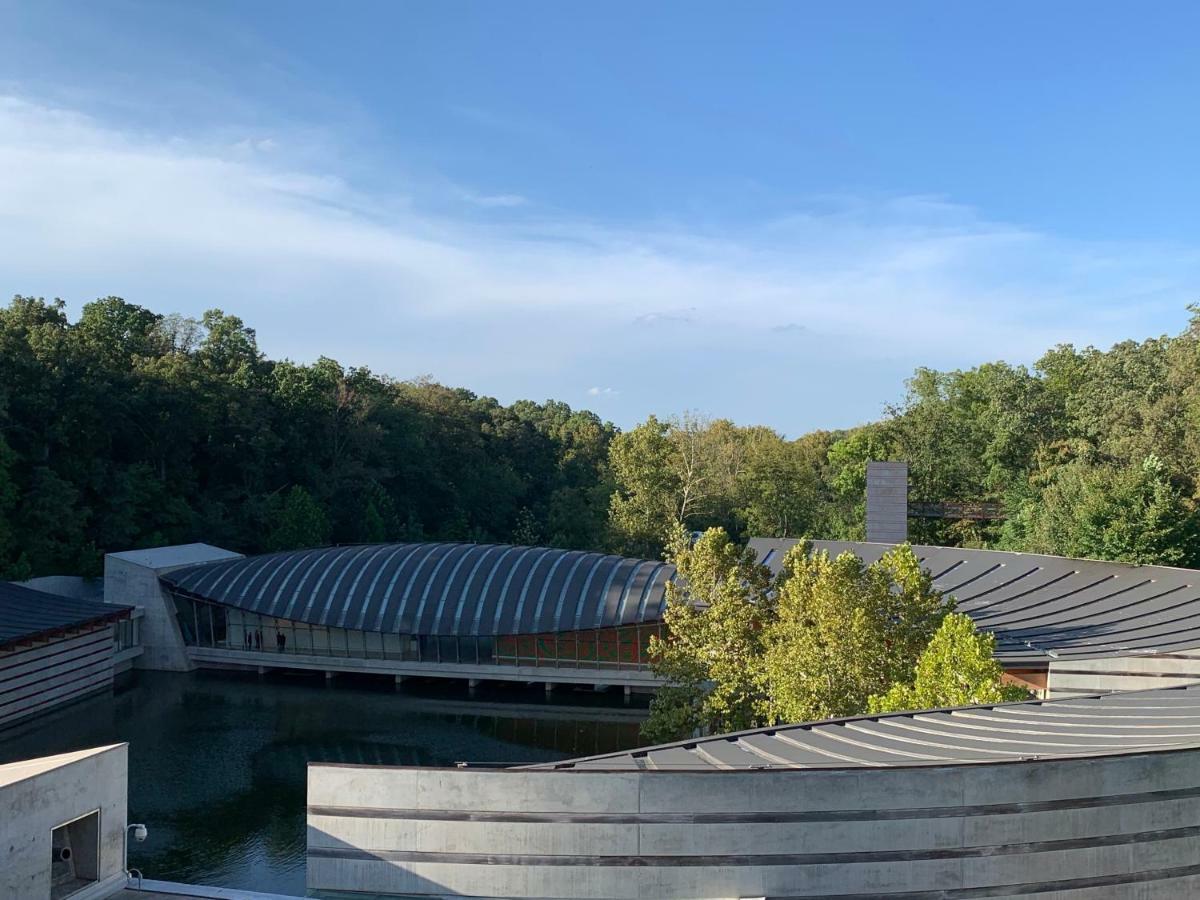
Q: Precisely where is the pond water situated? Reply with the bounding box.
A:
[0,670,648,897]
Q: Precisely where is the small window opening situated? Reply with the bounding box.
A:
[50,810,100,900]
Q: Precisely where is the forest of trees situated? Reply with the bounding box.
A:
[3,293,1200,579]
[0,295,614,578]
[605,306,1200,568]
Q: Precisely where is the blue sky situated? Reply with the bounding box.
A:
[1,1,1198,435]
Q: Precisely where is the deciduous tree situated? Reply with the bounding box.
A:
[765,543,950,722]
[641,526,774,743]
[868,612,1030,713]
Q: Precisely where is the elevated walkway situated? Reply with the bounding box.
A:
[187,645,664,690]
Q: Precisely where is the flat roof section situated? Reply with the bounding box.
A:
[106,543,242,571]
[0,744,125,789]
[0,581,133,649]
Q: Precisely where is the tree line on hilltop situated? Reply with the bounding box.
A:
[2,293,1200,579]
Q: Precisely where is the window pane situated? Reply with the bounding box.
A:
[293,622,313,654]
[212,605,228,647]
[172,596,196,644]
[477,637,495,663]
[459,637,477,665]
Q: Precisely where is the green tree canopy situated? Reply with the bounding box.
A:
[765,543,951,722]
[9,291,1200,581]
[607,416,678,557]
[266,486,331,552]
[868,612,1030,713]
[644,535,954,742]
[1000,455,1200,565]
[0,295,619,574]
[641,526,774,744]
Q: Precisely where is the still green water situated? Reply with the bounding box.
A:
[0,670,647,897]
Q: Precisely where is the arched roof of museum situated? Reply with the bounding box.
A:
[162,537,1200,655]
[160,543,673,637]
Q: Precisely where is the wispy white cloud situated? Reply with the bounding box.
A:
[632,308,698,326]
[233,136,278,154]
[459,190,527,208]
[588,386,618,397]
[0,94,1196,432]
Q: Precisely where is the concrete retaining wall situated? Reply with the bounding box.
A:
[0,625,116,730]
[309,748,1200,898]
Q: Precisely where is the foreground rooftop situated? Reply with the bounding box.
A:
[537,683,1200,770]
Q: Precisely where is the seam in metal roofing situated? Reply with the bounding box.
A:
[163,538,1200,659]
[0,581,132,649]
[160,543,673,636]
[753,539,1200,663]
[534,683,1200,771]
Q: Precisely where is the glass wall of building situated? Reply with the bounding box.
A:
[168,592,662,672]
[112,616,140,653]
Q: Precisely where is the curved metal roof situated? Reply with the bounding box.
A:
[160,543,673,637]
[162,537,1200,655]
[538,683,1200,770]
[754,539,1200,664]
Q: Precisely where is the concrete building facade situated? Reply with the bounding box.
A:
[0,744,129,900]
[103,544,242,672]
[308,686,1200,899]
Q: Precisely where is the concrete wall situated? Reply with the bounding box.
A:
[103,555,192,672]
[103,544,241,673]
[0,744,128,900]
[309,747,1200,898]
[865,460,908,544]
[1048,651,1200,697]
[0,625,116,730]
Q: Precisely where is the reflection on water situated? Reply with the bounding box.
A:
[0,670,647,896]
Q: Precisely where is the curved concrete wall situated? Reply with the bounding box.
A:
[308,748,1200,898]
